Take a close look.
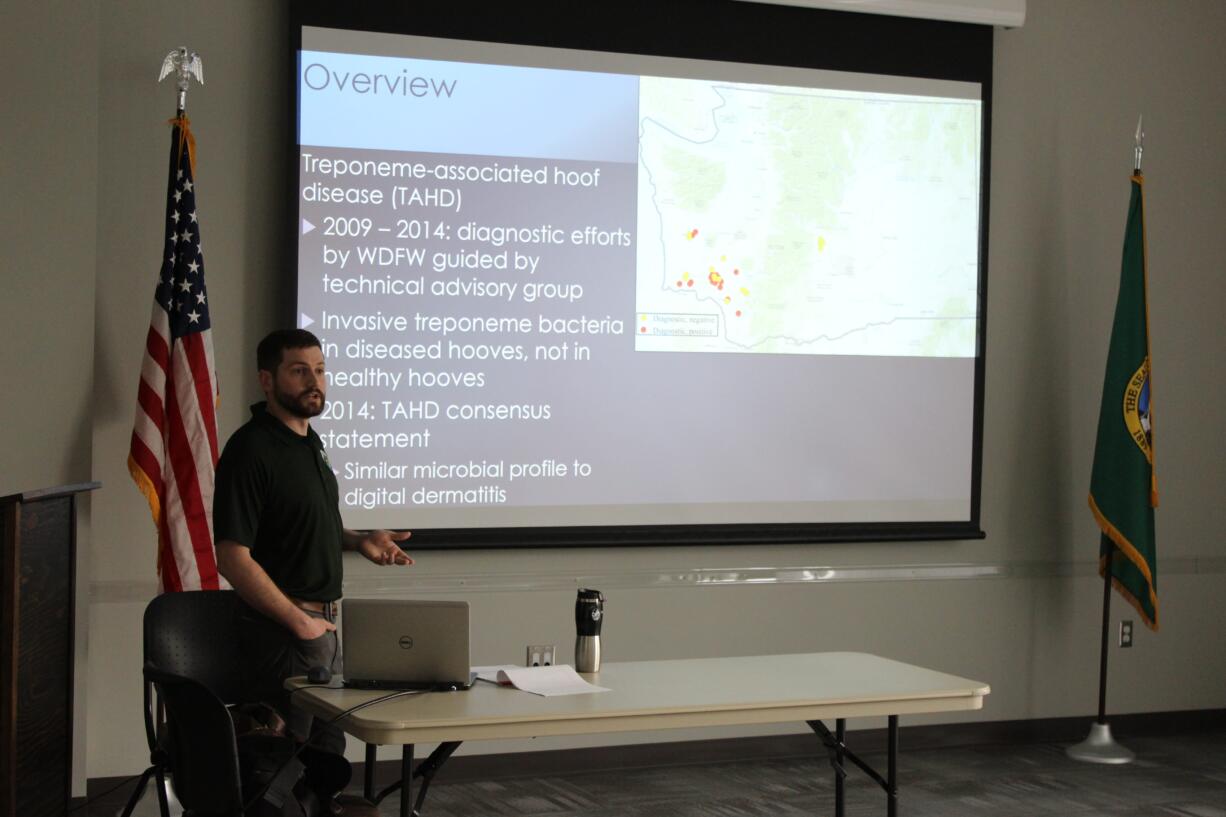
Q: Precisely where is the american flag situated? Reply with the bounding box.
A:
[128,117,225,592]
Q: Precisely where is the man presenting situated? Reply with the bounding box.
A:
[214,328,411,753]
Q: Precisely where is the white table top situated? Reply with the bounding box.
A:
[287,652,990,745]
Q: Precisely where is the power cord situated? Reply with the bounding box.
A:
[241,685,429,813]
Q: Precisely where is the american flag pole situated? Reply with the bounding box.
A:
[128,50,225,592]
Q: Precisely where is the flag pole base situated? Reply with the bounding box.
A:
[1066,722,1135,764]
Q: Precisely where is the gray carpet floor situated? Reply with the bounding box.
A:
[91,730,1226,816]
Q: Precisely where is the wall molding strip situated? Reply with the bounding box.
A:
[90,556,1225,604]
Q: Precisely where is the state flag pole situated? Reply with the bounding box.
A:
[1068,115,1157,765]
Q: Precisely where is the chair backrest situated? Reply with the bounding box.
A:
[146,668,245,817]
[143,590,247,705]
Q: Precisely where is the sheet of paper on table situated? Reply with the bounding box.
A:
[472,664,611,696]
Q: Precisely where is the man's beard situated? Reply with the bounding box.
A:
[273,385,324,419]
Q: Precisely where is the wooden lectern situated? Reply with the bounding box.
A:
[0,482,99,817]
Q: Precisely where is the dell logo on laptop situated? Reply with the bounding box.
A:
[398,635,414,649]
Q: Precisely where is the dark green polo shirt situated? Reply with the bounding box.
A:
[214,402,344,601]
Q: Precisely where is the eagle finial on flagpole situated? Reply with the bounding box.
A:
[158,47,204,116]
[1134,115,1144,174]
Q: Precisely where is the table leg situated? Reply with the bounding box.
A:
[887,715,898,817]
[835,719,846,817]
[401,744,414,817]
[364,743,377,801]
[809,716,899,816]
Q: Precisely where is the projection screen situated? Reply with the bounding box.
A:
[290,4,991,548]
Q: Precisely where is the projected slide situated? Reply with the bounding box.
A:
[296,28,982,534]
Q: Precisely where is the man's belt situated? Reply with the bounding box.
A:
[291,598,339,617]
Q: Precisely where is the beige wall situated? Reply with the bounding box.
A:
[2,0,101,798]
[1,1,99,494]
[3,0,1225,783]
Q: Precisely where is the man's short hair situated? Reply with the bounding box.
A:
[257,329,322,373]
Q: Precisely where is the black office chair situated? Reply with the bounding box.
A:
[123,591,373,817]
[145,667,251,816]
[120,590,248,817]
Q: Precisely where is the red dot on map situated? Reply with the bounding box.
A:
[736,310,742,317]
[640,326,647,333]
[687,280,694,287]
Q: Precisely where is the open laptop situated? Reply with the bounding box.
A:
[341,599,476,690]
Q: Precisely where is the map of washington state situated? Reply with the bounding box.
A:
[634,76,982,358]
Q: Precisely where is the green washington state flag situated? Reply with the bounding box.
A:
[1089,173,1158,630]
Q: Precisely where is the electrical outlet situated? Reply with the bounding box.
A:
[1119,620,1134,648]
[526,644,556,667]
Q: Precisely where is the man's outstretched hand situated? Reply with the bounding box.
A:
[355,529,414,566]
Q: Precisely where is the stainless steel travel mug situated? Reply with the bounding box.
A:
[575,588,604,672]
